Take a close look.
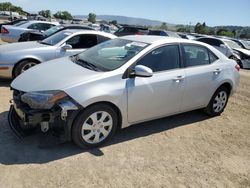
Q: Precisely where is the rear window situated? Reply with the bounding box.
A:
[14,21,28,26]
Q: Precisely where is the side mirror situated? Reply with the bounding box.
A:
[131,65,153,78]
[220,44,227,48]
[62,44,72,51]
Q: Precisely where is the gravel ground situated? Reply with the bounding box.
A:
[0,40,249,187]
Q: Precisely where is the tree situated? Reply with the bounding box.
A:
[216,29,234,37]
[177,27,190,33]
[159,22,168,30]
[194,22,209,34]
[88,13,96,23]
[53,11,73,20]
[39,10,51,18]
[0,2,26,15]
[110,20,117,25]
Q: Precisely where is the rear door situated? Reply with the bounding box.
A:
[180,44,223,111]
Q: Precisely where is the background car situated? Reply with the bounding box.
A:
[196,37,243,67]
[114,25,148,36]
[18,24,94,42]
[148,30,181,38]
[0,19,27,33]
[9,36,240,148]
[230,38,250,50]
[0,30,116,78]
[0,20,59,43]
[177,33,196,40]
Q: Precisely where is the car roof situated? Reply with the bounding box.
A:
[61,29,117,38]
[120,35,192,44]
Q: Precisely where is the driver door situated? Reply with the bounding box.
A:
[57,34,98,58]
[127,45,185,123]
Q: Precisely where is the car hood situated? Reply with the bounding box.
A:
[0,41,49,53]
[234,48,250,56]
[11,57,105,92]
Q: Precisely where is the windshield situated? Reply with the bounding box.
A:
[41,30,72,46]
[241,40,250,50]
[43,25,64,36]
[76,38,149,71]
[224,40,242,49]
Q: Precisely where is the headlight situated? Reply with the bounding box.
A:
[21,91,67,109]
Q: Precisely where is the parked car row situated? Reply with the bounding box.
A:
[1,20,59,43]
[0,30,116,78]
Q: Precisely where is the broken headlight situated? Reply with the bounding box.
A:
[21,91,67,109]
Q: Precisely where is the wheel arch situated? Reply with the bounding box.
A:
[217,82,233,95]
[12,58,42,77]
[69,101,123,140]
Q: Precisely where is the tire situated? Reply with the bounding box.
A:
[72,104,118,149]
[14,60,38,77]
[204,86,229,116]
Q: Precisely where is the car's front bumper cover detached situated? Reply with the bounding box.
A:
[8,89,81,140]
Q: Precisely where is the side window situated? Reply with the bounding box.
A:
[137,45,180,72]
[66,34,97,49]
[43,24,54,31]
[183,45,210,67]
[209,51,218,63]
[28,23,43,30]
[97,35,110,43]
[209,39,222,47]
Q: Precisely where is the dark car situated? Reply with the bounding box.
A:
[0,19,27,33]
[148,30,181,38]
[114,26,148,36]
[18,24,94,42]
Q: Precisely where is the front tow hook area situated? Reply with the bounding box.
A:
[8,105,35,138]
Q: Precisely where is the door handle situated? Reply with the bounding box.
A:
[173,76,185,83]
[213,69,222,75]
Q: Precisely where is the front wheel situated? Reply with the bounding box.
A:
[14,60,38,77]
[204,86,229,116]
[72,104,118,149]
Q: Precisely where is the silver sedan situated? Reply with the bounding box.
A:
[10,36,240,148]
[0,29,116,78]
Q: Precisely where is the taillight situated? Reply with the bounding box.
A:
[1,27,9,34]
[235,64,240,71]
[136,31,143,35]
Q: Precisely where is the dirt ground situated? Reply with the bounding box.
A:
[0,43,250,187]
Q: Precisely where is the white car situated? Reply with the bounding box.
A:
[0,30,116,78]
[9,36,240,148]
[0,20,59,43]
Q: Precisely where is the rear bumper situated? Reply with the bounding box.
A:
[0,35,18,43]
[0,64,13,78]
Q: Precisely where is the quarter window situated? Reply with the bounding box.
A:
[137,45,180,72]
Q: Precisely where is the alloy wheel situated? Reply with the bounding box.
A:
[81,111,113,144]
[213,91,228,113]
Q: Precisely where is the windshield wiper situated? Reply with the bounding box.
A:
[72,56,101,71]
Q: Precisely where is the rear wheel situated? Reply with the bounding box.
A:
[14,60,38,77]
[72,104,118,149]
[204,86,229,116]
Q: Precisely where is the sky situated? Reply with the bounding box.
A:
[2,0,250,26]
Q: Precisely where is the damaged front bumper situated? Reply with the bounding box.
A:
[8,92,81,141]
